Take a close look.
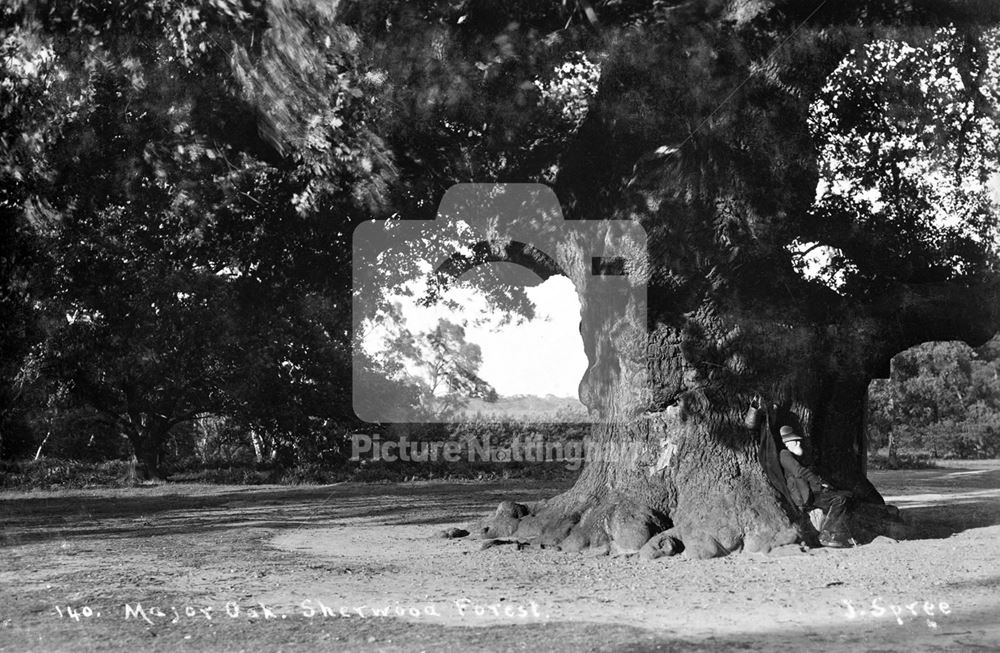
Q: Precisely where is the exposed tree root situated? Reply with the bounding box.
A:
[468,491,909,558]
[462,408,909,558]
[470,490,802,560]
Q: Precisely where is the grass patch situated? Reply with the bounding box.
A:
[0,458,136,489]
[867,452,938,470]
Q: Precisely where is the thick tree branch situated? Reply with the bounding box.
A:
[871,278,1000,358]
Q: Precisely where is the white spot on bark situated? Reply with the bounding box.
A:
[651,438,677,476]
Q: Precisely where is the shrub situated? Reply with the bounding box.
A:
[867,451,937,470]
[0,458,134,489]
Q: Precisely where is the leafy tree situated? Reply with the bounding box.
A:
[380,1,1000,555]
[383,317,498,418]
[1,0,388,474]
[0,1,267,477]
[867,338,1000,459]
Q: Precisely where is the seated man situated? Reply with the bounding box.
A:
[778,425,855,548]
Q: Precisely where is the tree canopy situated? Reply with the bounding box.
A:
[2,0,999,488]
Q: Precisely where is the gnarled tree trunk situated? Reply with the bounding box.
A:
[476,269,1000,557]
[465,0,1000,558]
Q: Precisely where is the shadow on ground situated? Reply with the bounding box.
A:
[0,480,571,547]
[3,462,1000,549]
[873,464,1000,538]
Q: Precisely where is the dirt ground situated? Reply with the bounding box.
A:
[2,460,999,652]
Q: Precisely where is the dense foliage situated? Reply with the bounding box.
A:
[868,337,1000,459]
[1,0,999,483]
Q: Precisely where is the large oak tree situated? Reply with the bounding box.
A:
[348,0,1000,556]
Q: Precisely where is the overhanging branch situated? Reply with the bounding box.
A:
[870,278,1000,355]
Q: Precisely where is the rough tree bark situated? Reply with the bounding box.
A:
[475,262,1000,557]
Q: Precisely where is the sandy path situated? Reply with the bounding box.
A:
[2,463,999,651]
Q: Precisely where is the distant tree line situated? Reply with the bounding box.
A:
[867,337,1000,460]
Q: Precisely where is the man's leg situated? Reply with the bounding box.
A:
[812,490,852,545]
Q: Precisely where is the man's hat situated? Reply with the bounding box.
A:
[780,425,802,443]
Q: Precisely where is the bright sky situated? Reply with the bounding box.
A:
[473,275,587,397]
[365,270,588,398]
